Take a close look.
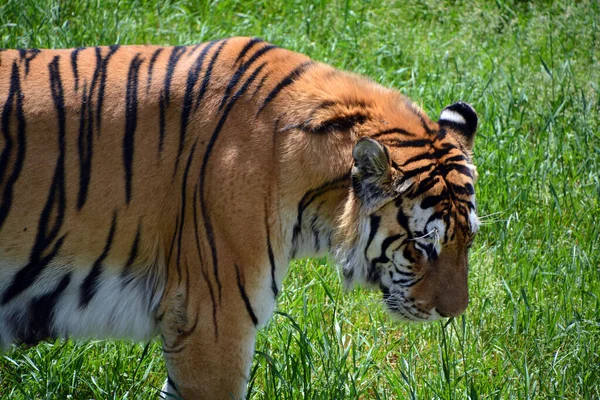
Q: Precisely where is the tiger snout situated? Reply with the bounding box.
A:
[411,250,470,319]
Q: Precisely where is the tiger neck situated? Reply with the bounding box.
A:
[273,127,356,262]
[284,177,351,261]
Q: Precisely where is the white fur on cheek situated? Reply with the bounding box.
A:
[469,209,480,233]
[412,205,434,232]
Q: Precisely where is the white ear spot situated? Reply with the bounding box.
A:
[440,109,466,125]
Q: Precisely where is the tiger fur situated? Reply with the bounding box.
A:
[0,37,479,399]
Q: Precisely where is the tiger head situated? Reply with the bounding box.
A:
[336,102,479,322]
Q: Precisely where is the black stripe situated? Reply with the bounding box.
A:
[444,212,453,243]
[74,46,110,170]
[298,112,366,134]
[2,239,66,306]
[46,56,67,239]
[70,47,84,92]
[174,41,218,176]
[437,127,448,140]
[311,214,320,252]
[194,40,228,111]
[257,61,313,116]
[443,154,467,163]
[392,264,414,276]
[0,61,26,230]
[218,44,277,111]
[166,375,180,395]
[371,128,415,139]
[250,72,269,98]
[464,182,475,196]
[158,46,186,154]
[403,247,416,264]
[310,100,337,112]
[122,222,142,281]
[188,44,202,55]
[235,37,264,64]
[94,45,120,130]
[175,141,197,283]
[463,200,476,210]
[291,174,349,250]
[450,182,475,196]
[365,215,381,253]
[401,152,435,167]
[392,274,424,287]
[80,212,117,307]
[420,194,447,209]
[165,214,180,276]
[292,174,349,252]
[192,185,218,338]
[199,62,268,302]
[372,234,404,270]
[265,209,278,298]
[410,175,440,198]
[123,54,144,204]
[439,162,473,179]
[456,202,473,223]
[417,112,435,135]
[158,95,167,154]
[440,140,459,151]
[425,210,446,227]
[1,57,67,305]
[26,272,71,345]
[391,160,402,170]
[432,145,457,161]
[163,46,186,104]
[234,264,258,326]
[18,48,40,76]
[415,241,437,260]
[402,164,435,180]
[381,138,431,148]
[295,177,349,241]
[396,205,413,240]
[76,81,92,210]
[146,48,163,94]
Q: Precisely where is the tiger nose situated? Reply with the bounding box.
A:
[434,291,469,318]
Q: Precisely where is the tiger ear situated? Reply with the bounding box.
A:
[438,101,478,151]
[351,138,395,210]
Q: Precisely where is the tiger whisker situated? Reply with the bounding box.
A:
[477,210,506,221]
[408,228,438,241]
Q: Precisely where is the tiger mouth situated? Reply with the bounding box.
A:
[381,286,440,322]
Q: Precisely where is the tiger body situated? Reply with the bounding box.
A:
[0,38,479,399]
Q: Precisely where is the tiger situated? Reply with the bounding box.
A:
[0,37,479,399]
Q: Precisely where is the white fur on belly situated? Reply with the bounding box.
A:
[0,261,162,349]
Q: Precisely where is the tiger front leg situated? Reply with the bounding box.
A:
[158,288,258,399]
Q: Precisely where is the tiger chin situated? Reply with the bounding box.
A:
[0,37,479,399]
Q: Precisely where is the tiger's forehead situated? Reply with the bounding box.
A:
[375,188,477,244]
[386,130,469,171]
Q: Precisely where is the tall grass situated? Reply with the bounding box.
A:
[1,0,599,398]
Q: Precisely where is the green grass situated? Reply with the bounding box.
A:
[1,0,599,398]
